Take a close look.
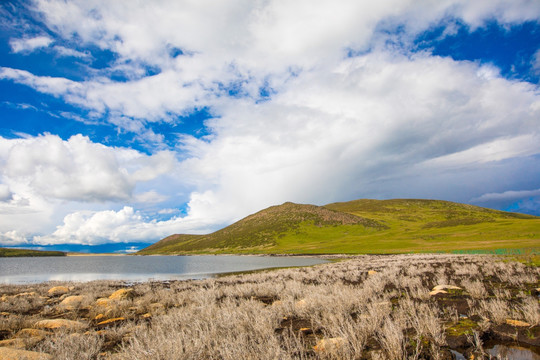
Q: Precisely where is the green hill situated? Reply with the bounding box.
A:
[138,199,540,255]
[0,248,66,257]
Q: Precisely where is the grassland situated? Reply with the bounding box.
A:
[139,199,540,255]
[0,254,538,359]
[0,248,66,257]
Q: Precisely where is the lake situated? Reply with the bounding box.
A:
[0,255,328,284]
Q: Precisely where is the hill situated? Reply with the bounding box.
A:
[138,199,540,255]
[0,248,66,257]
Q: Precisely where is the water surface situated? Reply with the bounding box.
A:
[0,255,327,284]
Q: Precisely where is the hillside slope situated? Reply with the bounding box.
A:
[138,202,381,254]
[139,199,540,255]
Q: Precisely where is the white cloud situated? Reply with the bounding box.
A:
[472,189,540,203]
[0,184,13,202]
[0,230,29,245]
[0,134,178,203]
[2,0,535,123]
[52,45,90,58]
[34,205,216,245]
[0,67,82,96]
[9,36,53,53]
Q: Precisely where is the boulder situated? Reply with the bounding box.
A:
[505,319,531,327]
[0,347,51,359]
[47,286,69,297]
[58,295,84,310]
[432,285,462,291]
[108,289,134,300]
[96,317,126,329]
[0,338,26,349]
[95,298,113,307]
[429,289,448,296]
[34,319,86,331]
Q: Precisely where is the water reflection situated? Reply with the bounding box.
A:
[0,255,327,284]
[487,344,540,360]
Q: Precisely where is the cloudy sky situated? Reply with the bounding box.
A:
[1,0,540,252]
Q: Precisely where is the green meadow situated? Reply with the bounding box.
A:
[139,199,540,255]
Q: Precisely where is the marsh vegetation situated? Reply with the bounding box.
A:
[0,254,539,359]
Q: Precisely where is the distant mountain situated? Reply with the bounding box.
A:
[139,199,540,255]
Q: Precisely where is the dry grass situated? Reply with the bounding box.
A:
[0,253,538,359]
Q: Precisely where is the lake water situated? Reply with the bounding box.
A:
[0,255,328,284]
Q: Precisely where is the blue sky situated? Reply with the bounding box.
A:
[0,1,539,253]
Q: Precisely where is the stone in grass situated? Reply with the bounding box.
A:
[432,285,462,291]
[505,319,531,327]
[47,286,69,297]
[96,317,126,329]
[0,347,52,359]
[95,298,113,307]
[313,337,346,353]
[368,270,378,275]
[58,295,84,310]
[429,289,448,297]
[34,319,86,331]
[108,289,134,300]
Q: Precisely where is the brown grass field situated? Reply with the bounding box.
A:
[0,254,539,359]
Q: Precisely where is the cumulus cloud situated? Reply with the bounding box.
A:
[0,134,178,202]
[9,36,53,53]
[34,205,216,245]
[0,184,13,202]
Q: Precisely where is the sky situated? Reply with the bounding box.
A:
[0,0,540,253]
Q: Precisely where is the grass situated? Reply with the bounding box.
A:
[139,198,540,255]
[0,248,66,257]
[0,254,538,359]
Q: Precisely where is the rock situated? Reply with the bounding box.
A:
[14,292,37,298]
[96,317,126,329]
[0,338,26,349]
[505,319,531,327]
[58,295,84,310]
[108,288,134,300]
[429,289,448,296]
[47,286,69,297]
[0,347,52,359]
[95,298,113,307]
[313,337,346,353]
[368,270,378,275]
[432,285,462,291]
[34,319,86,331]
[0,334,44,349]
